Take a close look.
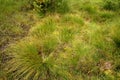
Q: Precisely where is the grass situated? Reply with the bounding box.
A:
[30,18,56,39]
[60,27,75,43]
[0,0,37,79]
[0,0,120,80]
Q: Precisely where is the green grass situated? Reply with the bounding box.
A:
[1,0,120,80]
[0,0,37,79]
[60,27,75,43]
[30,18,56,39]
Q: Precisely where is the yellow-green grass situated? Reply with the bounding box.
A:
[1,0,120,80]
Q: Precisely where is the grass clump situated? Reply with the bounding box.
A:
[30,19,56,38]
[31,0,70,15]
[60,27,75,43]
[81,3,97,15]
[103,0,120,11]
[42,37,58,56]
[111,25,120,48]
[5,38,71,80]
[62,15,84,26]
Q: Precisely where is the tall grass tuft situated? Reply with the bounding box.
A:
[5,38,71,80]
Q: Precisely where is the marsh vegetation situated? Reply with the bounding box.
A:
[0,0,120,80]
